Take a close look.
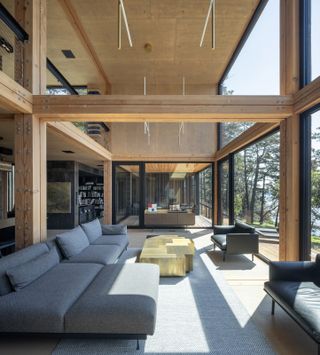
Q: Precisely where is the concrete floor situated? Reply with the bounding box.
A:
[0,229,316,355]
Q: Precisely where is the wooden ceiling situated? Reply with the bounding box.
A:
[118,162,211,173]
[47,0,259,94]
[0,120,103,168]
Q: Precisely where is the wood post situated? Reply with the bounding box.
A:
[14,115,47,249]
[103,160,112,224]
[16,0,47,94]
[279,0,300,260]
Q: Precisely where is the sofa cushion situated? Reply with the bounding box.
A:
[92,234,129,250]
[56,226,90,259]
[234,220,255,234]
[63,245,123,265]
[211,234,227,250]
[0,263,102,333]
[81,219,102,243]
[6,247,60,291]
[265,281,320,341]
[101,224,127,235]
[0,243,49,296]
[65,263,159,335]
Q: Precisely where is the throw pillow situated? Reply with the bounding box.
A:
[81,218,102,243]
[101,224,127,235]
[56,226,90,259]
[6,247,60,291]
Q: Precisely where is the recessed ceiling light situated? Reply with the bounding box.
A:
[61,49,75,58]
[62,150,75,154]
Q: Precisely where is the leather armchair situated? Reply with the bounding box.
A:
[211,221,259,261]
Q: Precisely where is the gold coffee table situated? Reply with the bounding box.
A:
[139,235,195,276]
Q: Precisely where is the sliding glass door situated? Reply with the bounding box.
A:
[113,164,142,227]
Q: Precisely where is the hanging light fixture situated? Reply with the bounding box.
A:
[144,121,151,145]
[118,0,133,49]
[200,0,216,49]
[178,122,185,146]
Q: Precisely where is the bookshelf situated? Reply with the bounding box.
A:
[79,180,104,222]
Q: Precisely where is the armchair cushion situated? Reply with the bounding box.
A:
[213,225,235,235]
[234,220,255,234]
[269,260,320,282]
[211,234,227,250]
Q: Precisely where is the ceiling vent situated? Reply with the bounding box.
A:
[62,49,75,58]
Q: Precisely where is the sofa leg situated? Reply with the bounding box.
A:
[252,254,254,261]
[136,339,140,350]
[271,299,275,315]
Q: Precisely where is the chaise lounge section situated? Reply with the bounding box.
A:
[0,219,159,346]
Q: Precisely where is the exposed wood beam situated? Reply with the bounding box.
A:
[47,121,112,161]
[294,76,320,114]
[214,123,280,161]
[57,0,111,94]
[0,71,33,113]
[112,155,215,162]
[34,95,293,121]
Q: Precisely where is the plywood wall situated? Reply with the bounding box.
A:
[111,122,217,159]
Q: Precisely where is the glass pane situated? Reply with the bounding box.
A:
[115,165,140,226]
[145,163,212,227]
[220,0,279,95]
[311,0,320,81]
[234,132,280,261]
[219,161,229,224]
[220,122,254,148]
[311,110,320,260]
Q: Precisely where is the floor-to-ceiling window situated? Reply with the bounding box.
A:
[234,131,280,261]
[219,160,229,224]
[199,166,213,225]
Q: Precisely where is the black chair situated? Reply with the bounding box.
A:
[211,221,259,261]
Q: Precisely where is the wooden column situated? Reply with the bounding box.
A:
[103,160,112,224]
[16,0,47,94]
[14,115,47,248]
[279,0,300,260]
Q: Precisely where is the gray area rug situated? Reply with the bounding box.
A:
[53,246,275,355]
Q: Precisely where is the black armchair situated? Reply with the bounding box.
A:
[211,221,259,261]
[264,257,320,352]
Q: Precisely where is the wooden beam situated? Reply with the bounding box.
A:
[58,0,111,94]
[112,155,215,162]
[279,0,300,261]
[103,160,112,224]
[33,95,293,121]
[14,114,47,248]
[214,123,280,161]
[47,121,112,161]
[23,0,47,94]
[294,76,320,114]
[0,72,33,113]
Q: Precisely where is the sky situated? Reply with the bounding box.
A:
[222,0,320,95]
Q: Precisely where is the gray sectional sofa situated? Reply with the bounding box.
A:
[0,219,159,347]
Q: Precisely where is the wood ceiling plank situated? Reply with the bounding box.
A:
[57,0,111,93]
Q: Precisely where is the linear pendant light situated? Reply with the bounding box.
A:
[118,0,133,49]
[200,0,216,49]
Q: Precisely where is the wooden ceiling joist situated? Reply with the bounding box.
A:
[33,94,293,122]
[294,76,320,114]
[57,0,111,94]
[47,121,112,161]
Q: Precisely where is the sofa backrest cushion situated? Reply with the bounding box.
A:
[81,219,102,243]
[234,220,255,234]
[0,243,49,296]
[101,224,127,235]
[6,247,60,291]
[56,226,90,259]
